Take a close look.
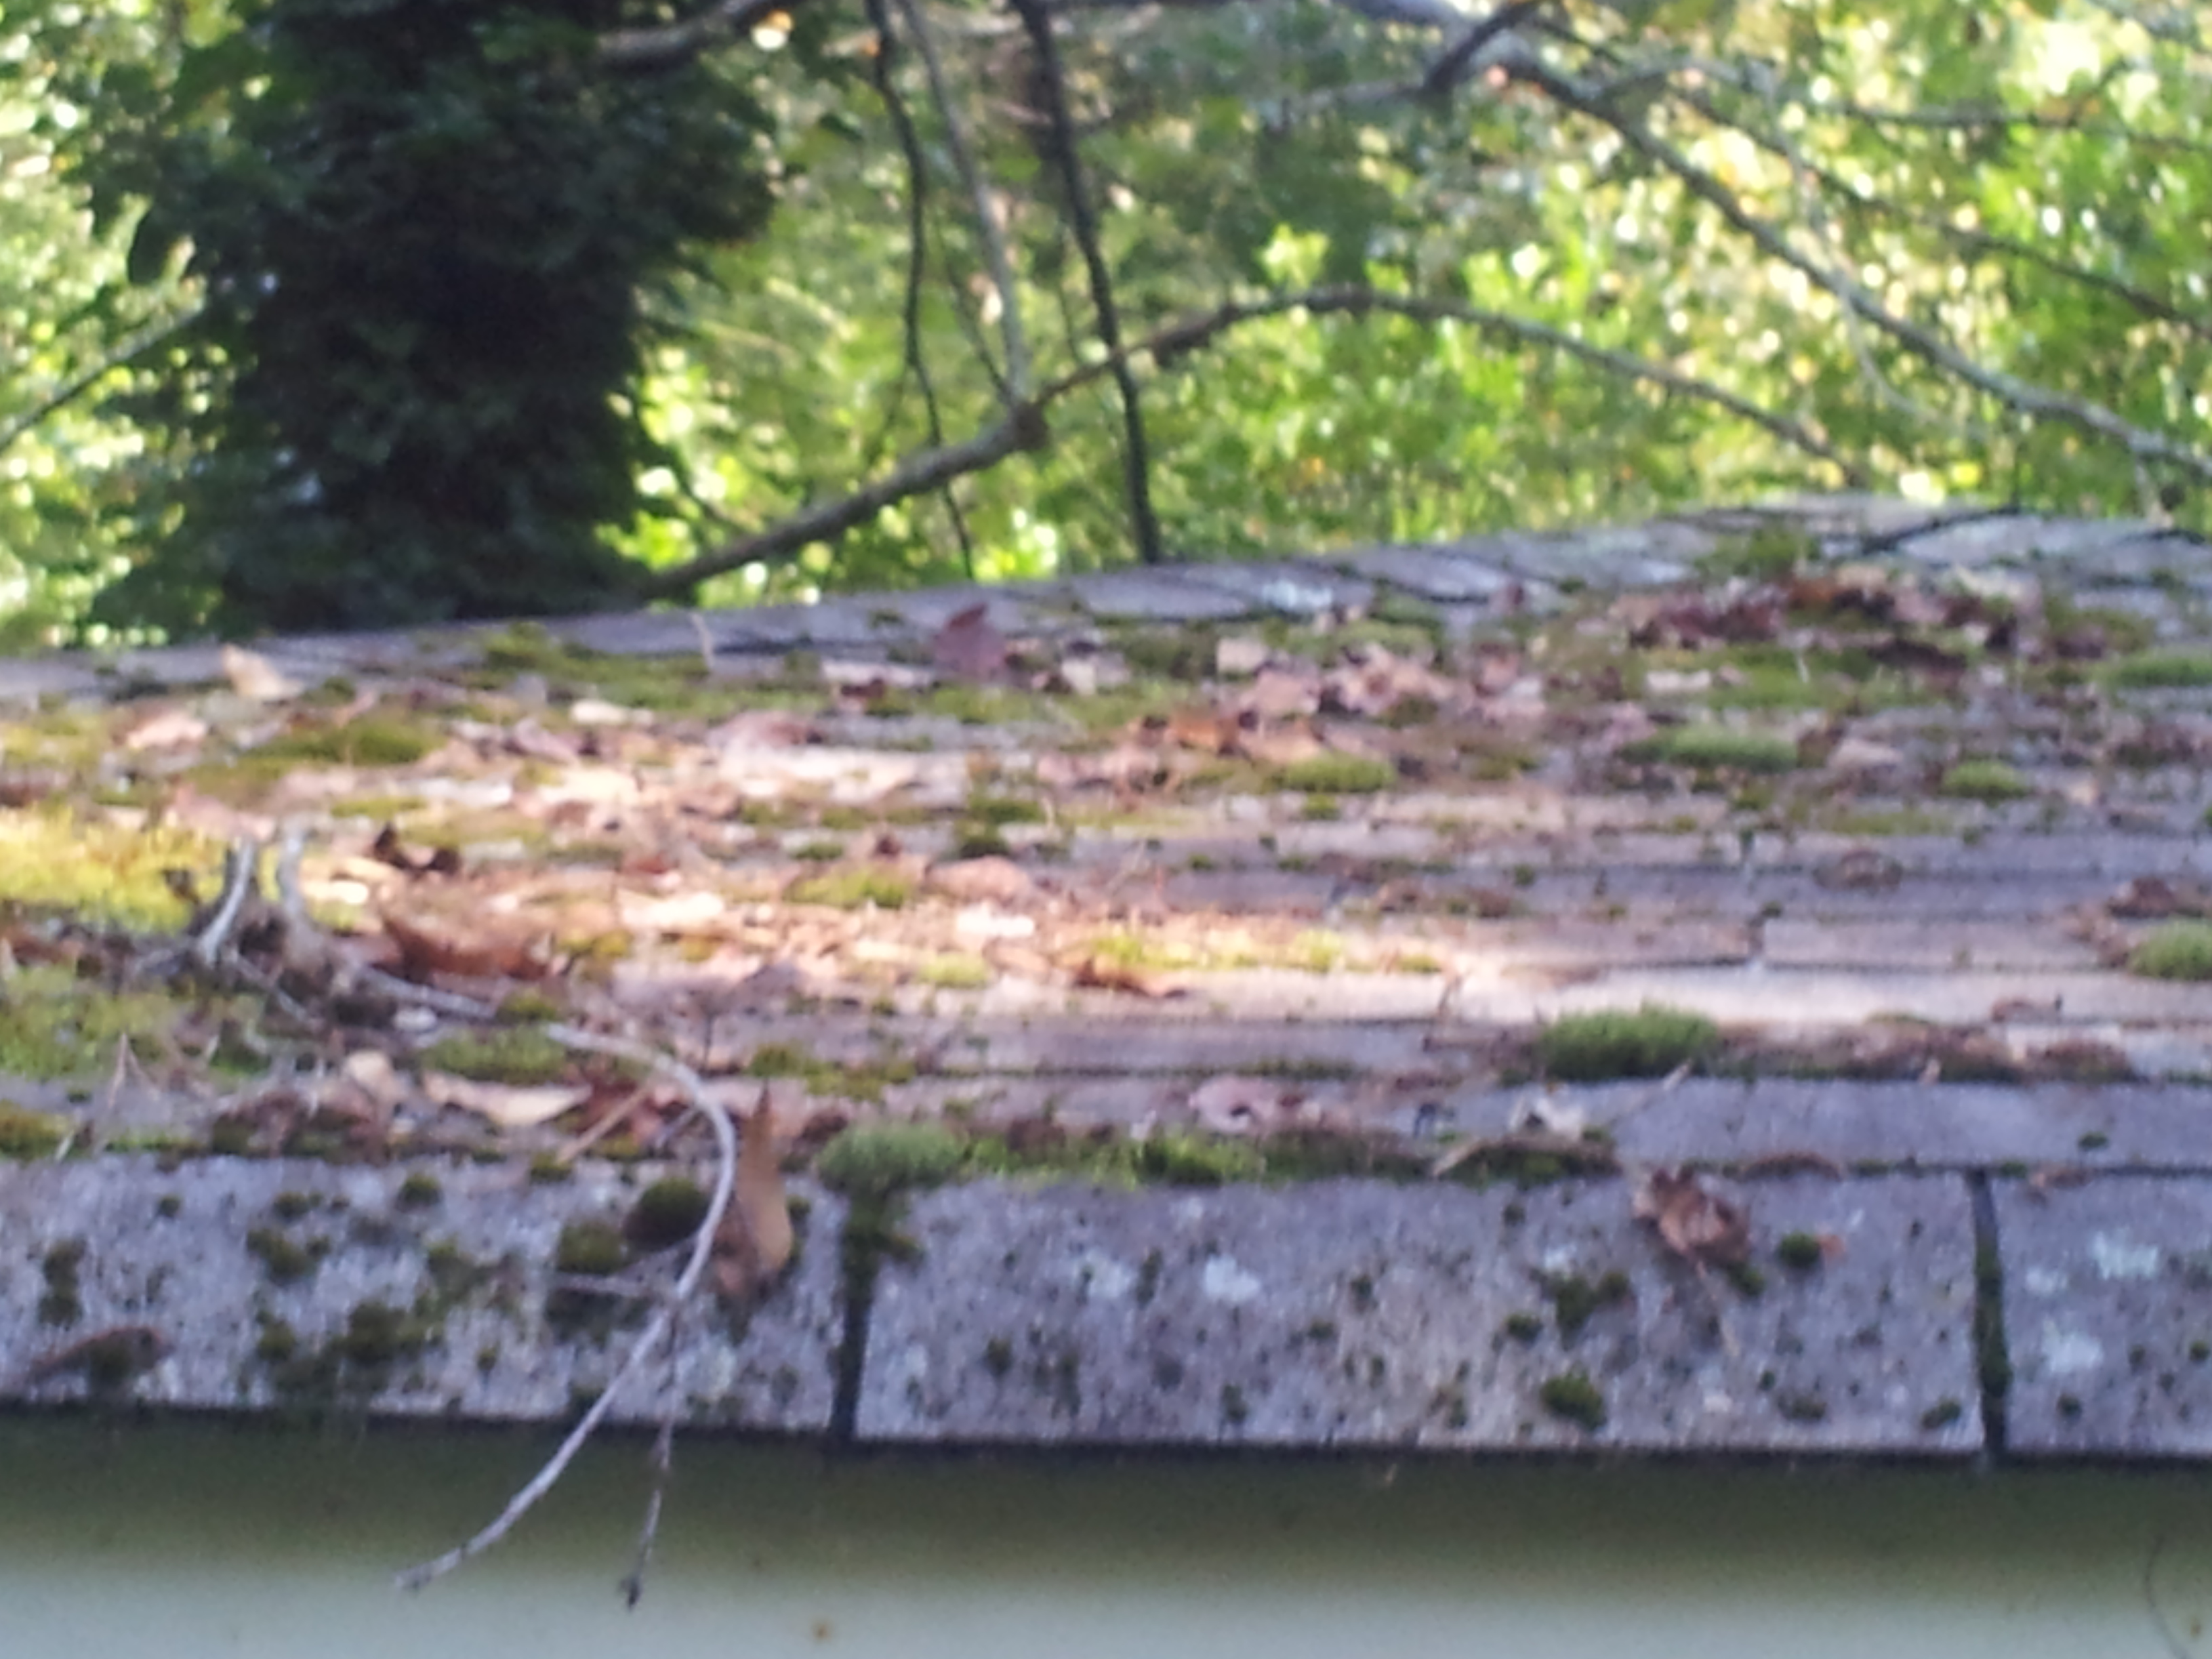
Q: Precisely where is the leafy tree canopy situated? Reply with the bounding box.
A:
[1,0,2207,640]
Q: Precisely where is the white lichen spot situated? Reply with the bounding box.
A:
[1202,1254,1263,1305]
[2088,1231,2160,1281]
[2039,1322,2104,1378]
[2022,1267,2070,1298]
[1073,1249,1136,1303]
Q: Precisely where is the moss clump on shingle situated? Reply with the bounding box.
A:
[2106,651,2212,689]
[554,1220,628,1277]
[0,1100,69,1158]
[416,1027,568,1086]
[1539,1369,1607,1431]
[1938,759,2032,801]
[624,1177,710,1251]
[246,716,440,769]
[2129,921,2212,981]
[1277,754,1397,795]
[786,865,914,910]
[816,1120,966,1198]
[1629,725,1798,774]
[1538,1004,1718,1081]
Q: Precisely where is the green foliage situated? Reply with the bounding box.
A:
[47,0,776,634]
[4,0,2209,636]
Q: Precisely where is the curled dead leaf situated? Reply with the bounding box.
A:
[713,1103,795,1299]
[420,1070,590,1129]
[1632,1166,1750,1269]
[220,643,304,702]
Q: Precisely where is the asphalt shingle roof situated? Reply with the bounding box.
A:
[5,493,2212,1460]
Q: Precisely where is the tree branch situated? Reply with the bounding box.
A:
[641,281,1859,600]
[1508,55,2212,487]
[0,312,192,459]
[1010,0,1164,564]
[639,408,1047,598]
[598,0,797,68]
[1420,0,1544,98]
[899,0,1031,401]
[861,0,979,575]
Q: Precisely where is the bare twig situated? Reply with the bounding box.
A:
[1420,0,1545,97]
[394,1029,737,1591]
[0,312,192,459]
[190,837,262,969]
[1009,0,1164,564]
[641,410,1044,597]
[621,1410,679,1605]
[861,0,979,575]
[897,0,1029,401]
[598,0,799,68]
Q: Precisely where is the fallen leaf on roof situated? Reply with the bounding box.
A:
[714,1101,795,1299]
[932,602,1008,682]
[927,855,1034,905]
[1188,1073,1300,1134]
[121,706,208,751]
[1069,952,1185,998]
[421,1071,590,1128]
[1633,1166,1750,1268]
[220,643,304,702]
[382,909,556,980]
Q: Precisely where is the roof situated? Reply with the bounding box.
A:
[3,494,2212,1464]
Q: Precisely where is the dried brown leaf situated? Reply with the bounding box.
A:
[1632,1166,1750,1268]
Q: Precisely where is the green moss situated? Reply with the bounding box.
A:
[247,1226,324,1284]
[1939,758,2032,801]
[983,1336,1015,1378]
[2129,921,2212,981]
[1974,1240,2011,1400]
[0,965,189,1080]
[951,825,1012,859]
[1626,724,1798,774]
[2106,650,2212,689]
[554,1220,628,1277]
[0,1099,69,1158]
[494,988,565,1025]
[624,1177,710,1250]
[1115,627,1220,683]
[1696,527,1816,581]
[816,1120,966,1198]
[1776,1391,1828,1423]
[1537,1004,1718,1081]
[246,716,440,769]
[1220,1382,1250,1427]
[1725,1261,1767,1298]
[396,1171,443,1210]
[0,809,222,930]
[416,1027,569,1086]
[1776,1231,1824,1270]
[1502,1311,1544,1345]
[966,794,1045,826]
[787,865,914,910]
[1276,754,1396,795]
[271,1190,318,1221]
[743,1042,918,1104]
[1544,1269,1631,1339]
[917,952,993,990]
[39,1237,85,1328]
[1921,1398,1964,1431]
[1538,1369,1607,1431]
[1134,1132,1263,1187]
